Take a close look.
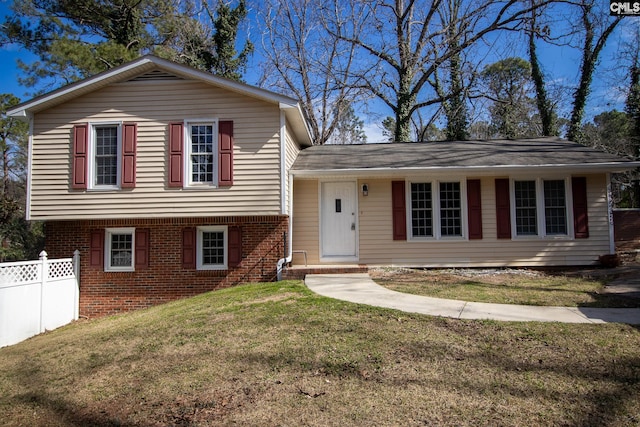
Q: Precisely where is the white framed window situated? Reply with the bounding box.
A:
[511,178,571,238]
[543,179,568,235]
[89,122,122,190]
[411,182,433,237]
[185,120,218,187]
[197,226,227,270]
[105,228,135,271]
[409,180,466,240]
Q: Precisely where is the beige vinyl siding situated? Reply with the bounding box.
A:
[292,175,611,267]
[30,80,287,220]
[291,179,320,265]
[283,124,301,216]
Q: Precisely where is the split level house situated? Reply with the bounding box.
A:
[8,55,640,318]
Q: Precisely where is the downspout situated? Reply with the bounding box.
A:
[606,173,616,254]
[277,111,293,280]
[25,113,34,221]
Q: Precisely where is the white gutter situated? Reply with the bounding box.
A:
[277,111,293,280]
[290,162,640,177]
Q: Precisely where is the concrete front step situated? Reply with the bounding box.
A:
[282,264,368,280]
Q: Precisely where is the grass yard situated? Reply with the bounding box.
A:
[1,280,639,426]
[371,267,640,308]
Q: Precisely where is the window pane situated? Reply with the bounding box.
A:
[411,183,432,237]
[110,233,132,267]
[515,180,537,235]
[202,231,224,265]
[544,180,567,235]
[95,126,118,186]
[440,182,462,236]
[191,124,214,183]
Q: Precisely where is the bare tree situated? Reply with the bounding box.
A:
[321,0,550,142]
[566,0,622,142]
[623,28,640,207]
[527,0,558,136]
[432,0,473,141]
[258,0,366,145]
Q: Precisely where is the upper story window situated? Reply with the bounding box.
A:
[168,120,234,189]
[93,124,120,188]
[410,180,465,239]
[187,122,216,186]
[72,122,137,191]
[512,178,569,238]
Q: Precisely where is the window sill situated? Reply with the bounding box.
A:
[197,265,227,271]
[511,235,573,241]
[182,184,219,190]
[87,186,121,192]
[408,237,467,242]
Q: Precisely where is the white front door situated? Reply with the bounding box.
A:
[321,181,357,260]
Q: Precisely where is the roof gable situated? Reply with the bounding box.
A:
[7,55,312,145]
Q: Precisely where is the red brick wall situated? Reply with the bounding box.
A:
[45,216,288,318]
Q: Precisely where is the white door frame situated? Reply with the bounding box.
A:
[319,180,359,262]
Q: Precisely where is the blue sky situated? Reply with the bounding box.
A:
[0,0,636,142]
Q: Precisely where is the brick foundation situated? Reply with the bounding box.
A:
[45,216,288,318]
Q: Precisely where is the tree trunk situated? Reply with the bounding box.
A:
[528,8,556,136]
[395,73,415,142]
[2,137,8,196]
[567,2,621,143]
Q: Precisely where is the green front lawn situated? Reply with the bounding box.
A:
[1,280,639,426]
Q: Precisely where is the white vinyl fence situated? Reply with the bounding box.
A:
[0,250,79,348]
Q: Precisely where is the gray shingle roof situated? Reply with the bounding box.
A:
[291,137,638,174]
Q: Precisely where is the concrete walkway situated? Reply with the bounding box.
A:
[305,273,640,324]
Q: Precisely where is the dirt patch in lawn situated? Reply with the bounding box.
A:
[370,267,640,308]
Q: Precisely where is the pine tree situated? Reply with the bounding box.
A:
[1,0,254,89]
[1,94,42,261]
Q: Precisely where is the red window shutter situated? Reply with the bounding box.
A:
[89,230,104,269]
[467,179,483,239]
[572,177,589,239]
[392,181,407,241]
[72,124,88,189]
[169,123,184,188]
[495,178,512,239]
[228,226,242,267]
[218,120,234,187]
[182,227,196,269]
[135,228,150,269]
[121,122,137,188]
